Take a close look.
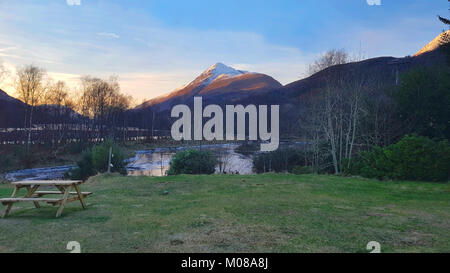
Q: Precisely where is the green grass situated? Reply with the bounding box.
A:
[0,174,449,253]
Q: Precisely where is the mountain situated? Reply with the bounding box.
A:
[0,89,19,103]
[0,89,26,128]
[138,63,282,111]
[414,30,450,57]
[36,104,83,121]
[280,34,449,102]
[127,32,449,133]
[0,89,82,128]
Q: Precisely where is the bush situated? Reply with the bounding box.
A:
[253,148,305,173]
[235,142,259,156]
[91,141,127,175]
[66,141,127,180]
[351,135,450,182]
[167,149,217,175]
[0,153,15,173]
[394,66,450,139]
[66,150,95,181]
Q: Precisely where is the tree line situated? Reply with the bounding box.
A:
[0,64,158,152]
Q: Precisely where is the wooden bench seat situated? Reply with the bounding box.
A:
[34,191,93,196]
[0,198,61,205]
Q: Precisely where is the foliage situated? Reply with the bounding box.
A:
[235,142,259,156]
[0,154,15,172]
[91,140,127,174]
[349,135,450,182]
[394,67,450,140]
[167,149,217,175]
[66,150,95,181]
[253,148,306,173]
[66,141,127,180]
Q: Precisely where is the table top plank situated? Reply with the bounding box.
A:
[11,180,83,186]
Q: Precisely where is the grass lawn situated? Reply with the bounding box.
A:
[0,174,449,253]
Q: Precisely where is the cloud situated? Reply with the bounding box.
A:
[66,0,81,6]
[97,32,120,39]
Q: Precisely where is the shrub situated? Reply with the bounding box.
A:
[66,150,95,181]
[351,135,450,182]
[253,148,305,173]
[91,141,127,175]
[167,149,217,175]
[235,142,259,156]
[66,141,127,180]
[0,153,15,173]
[394,66,450,139]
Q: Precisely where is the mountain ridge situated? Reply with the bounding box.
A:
[138,63,282,111]
[414,30,450,57]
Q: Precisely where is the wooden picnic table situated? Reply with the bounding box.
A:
[0,180,92,218]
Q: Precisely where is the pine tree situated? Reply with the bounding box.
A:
[438,0,450,26]
[438,1,450,44]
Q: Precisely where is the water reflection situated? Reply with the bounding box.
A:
[127,152,175,176]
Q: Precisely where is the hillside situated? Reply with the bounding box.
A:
[0,89,81,128]
[0,89,26,128]
[414,30,450,56]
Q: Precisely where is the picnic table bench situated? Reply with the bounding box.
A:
[1,180,92,218]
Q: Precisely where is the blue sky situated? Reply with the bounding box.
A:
[0,0,448,101]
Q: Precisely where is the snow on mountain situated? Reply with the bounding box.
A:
[189,63,250,88]
[203,63,248,84]
[139,63,251,107]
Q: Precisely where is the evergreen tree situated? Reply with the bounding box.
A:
[438,0,450,27]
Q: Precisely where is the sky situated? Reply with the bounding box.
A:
[0,0,448,102]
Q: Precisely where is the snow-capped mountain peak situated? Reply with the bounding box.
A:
[205,62,244,76]
[197,63,248,86]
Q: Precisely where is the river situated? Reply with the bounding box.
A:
[4,143,254,181]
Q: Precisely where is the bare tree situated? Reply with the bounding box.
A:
[217,147,232,174]
[302,49,351,173]
[308,49,349,76]
[15,65,46,152]
[300,49,390,174]
[42,80,74,148]
[78,76,131,142]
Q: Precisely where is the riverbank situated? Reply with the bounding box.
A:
[0,174,448,253]
[0,140,237,181]
[1,141,256,182]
